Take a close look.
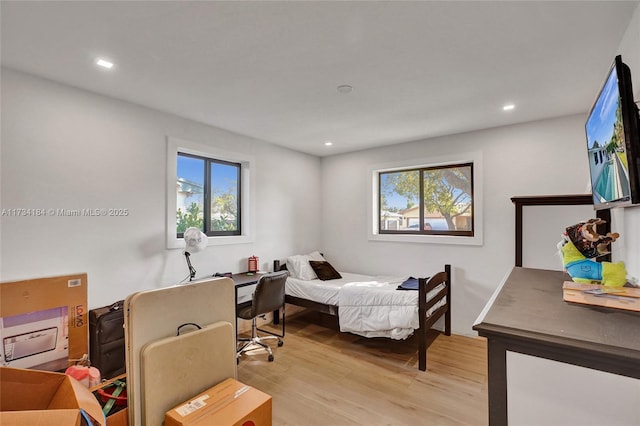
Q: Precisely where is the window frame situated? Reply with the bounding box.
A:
[368,151,483,246]
[166,136,255,249]
[378,162,474,237]
[176,152,242,238]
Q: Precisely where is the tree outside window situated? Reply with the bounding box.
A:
[176,152,241,237]
[379,163,473,236]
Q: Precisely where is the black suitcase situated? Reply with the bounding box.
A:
[89,300,125,380]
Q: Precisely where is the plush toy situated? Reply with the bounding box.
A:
[559,218,627,287]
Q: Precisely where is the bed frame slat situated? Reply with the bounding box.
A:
[424,304,448,330]
[424,286,448,312]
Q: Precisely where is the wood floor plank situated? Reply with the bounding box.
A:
[238,311,488,425]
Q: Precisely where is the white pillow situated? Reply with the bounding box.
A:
[307,251,325,262]
[286,252,326,280]
[285,255,305,279]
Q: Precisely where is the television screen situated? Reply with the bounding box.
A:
[585,55,640,210]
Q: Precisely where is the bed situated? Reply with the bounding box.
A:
[280,254,451,371]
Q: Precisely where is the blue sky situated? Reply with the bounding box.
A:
[177,155,204,184]
[177,155,238,193]
[380,173,414,210]
[586,65,620,149]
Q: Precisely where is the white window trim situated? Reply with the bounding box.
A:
[368,151,483,246]
[166,136,255,249]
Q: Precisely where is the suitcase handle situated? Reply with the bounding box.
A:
[109,301,123,311]
[176,323,202,335]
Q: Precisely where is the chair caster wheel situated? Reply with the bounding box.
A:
[277,340,284,347]
[268,354,274,362]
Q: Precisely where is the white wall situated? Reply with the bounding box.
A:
[320,114,593,336]
[321,3,640,336]
[0,69,322,308]
[522,204,594,270]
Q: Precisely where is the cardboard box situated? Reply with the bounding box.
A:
[90,374,128,426]
[1,274,88,371]
[563,281,640,312]
[105,408,128,426]
[165,378,272,426]
[0,366,105,425]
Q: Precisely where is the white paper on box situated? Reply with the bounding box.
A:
[175,395,210,417]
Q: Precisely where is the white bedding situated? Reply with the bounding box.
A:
[286,272,446,340]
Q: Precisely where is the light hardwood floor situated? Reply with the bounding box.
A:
[237,311,488,426]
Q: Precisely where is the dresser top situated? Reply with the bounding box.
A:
[474,267,640,359]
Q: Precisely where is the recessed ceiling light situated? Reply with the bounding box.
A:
[95,58,114,69]
[324,141,333,146]
[503,104,515,111]
[337,85,353,94]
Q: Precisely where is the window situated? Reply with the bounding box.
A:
[379,163,473,236]
[176,152,241,237]
[166,136,255,249]
[369,151,482,246]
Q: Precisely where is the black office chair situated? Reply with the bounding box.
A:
[237,270,288,362]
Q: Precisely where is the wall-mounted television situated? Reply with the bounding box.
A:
[585,55,640,210]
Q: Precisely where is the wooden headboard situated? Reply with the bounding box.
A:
[511,194,611,267]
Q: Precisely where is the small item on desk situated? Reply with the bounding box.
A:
[248,255,259,273]
[273,260,280,272]
[562,281,640,312]
[558,218,627,287]
[583,288,640,298]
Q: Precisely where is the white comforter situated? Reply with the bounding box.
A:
[338,278,419,340]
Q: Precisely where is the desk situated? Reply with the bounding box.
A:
[473,267,640,425]
[232,272,265,306]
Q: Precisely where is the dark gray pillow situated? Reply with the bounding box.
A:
[308,261,342,281]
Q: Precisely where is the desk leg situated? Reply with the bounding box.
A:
[487,339,508,426]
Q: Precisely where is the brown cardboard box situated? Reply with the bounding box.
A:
[105,408,128,426]
[165,378,272,426]
[0,366,105,425]
[563,281,640,312]
[1,273,89,371]
[90,374,128,426]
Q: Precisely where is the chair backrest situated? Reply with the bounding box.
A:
[251,270,288,318]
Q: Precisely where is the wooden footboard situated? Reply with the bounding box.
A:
[284,263,451,372]
[417,264,451,371]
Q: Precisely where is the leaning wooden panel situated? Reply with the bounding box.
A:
[141,321,235,426]
[124,277,236,426]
